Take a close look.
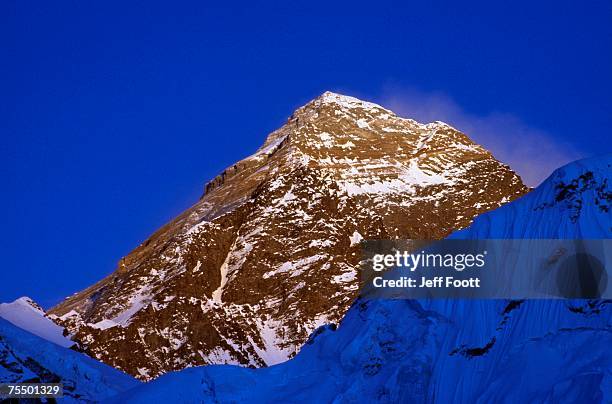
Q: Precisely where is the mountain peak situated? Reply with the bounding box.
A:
[48,93,528,380]
[301,92,451,132]
[313,91,391,113]
[11,296,44,313]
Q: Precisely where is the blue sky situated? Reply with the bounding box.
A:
[2,1,611,307]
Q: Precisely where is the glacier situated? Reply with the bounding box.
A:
[108,154,611,403]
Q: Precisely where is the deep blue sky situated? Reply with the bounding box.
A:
[2,1,611,307]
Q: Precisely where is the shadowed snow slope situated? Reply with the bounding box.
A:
[0,318,139,402]
[111,155,612,403]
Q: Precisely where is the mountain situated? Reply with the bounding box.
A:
[0,318,139,402]
[48,91,528,380]
[0,297,74,348]
[109,155,612,403]
[450,154,612,238]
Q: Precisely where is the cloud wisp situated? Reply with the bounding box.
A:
[380,88,584,187]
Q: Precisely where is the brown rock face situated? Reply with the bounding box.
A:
[48,92,528,380]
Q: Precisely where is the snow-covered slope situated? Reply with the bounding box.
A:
[110,155,612,403]
[451,154,612,238]
[0,318,139,401]
[0,297,73,348]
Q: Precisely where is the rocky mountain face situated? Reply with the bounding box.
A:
[108,155,612,403]
[48,92,528,380]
